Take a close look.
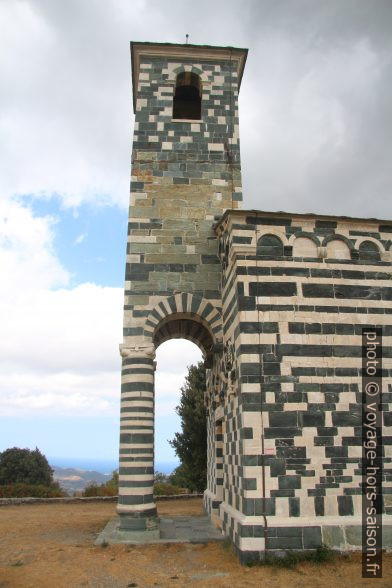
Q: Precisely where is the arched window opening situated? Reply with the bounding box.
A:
[326,239,351,260]
[359,241,381,262]
[173,72,201,120]
[257,234,284,257]
[293,237,318,258]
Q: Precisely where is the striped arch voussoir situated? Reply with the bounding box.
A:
[171,65,208,82]
[143,294,222,342]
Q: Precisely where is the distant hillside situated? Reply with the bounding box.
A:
[52,466,111,494]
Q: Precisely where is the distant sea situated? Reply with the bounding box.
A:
[49,457,178,475]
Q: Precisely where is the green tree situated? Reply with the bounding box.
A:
[106,469,119,492]
[0,447,54,486]
[154,471,168,484]
[169,463,196,489]
[169,361,207,492]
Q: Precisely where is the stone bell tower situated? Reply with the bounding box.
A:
[117,42,248,532]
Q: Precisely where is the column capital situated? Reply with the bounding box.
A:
[119,344,156,360]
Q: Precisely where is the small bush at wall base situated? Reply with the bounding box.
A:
[222,538,233,551]
[311,545,335,563]
[247,545,335,568]
[0,483,66,498]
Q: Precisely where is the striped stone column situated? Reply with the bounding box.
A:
[117,345,157,531]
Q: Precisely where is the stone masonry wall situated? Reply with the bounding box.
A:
[126,52,243,339]
[212,210,392,559]
[118,45,246,529]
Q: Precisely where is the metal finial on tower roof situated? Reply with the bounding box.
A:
[185,34,189,44]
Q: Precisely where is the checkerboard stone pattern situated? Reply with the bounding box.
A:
[212,212,392,561]
[118,41,392,562]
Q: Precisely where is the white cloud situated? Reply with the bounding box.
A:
[0,370,119,415]
[74,232,87,245]
[0,197,200,420]
[0,196,123,417]
[1,0,391,216]
[0,283,123,375]
[0,198,69,298]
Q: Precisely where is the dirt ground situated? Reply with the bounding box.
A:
[0,498,390,588]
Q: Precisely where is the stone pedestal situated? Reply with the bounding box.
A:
[118,507,158,532]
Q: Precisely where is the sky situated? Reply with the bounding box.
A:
[1,0,391,471]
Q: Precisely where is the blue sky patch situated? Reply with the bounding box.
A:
[20,194,127,288]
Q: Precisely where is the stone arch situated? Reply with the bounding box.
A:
[289,231,320,246]
[144,293,222,355]
[291,233,319,257]
[118,294,222,532]
[354,235,385,252]
[358,240,381,262]
[322,233,354,250]
[256,233,285,257]
[173,64,203,76]
[322,234,353,259]
[256,229,288,244]
[170,64,209,83]
[153,313,214,355]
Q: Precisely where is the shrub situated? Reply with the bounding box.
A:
[83,483,117,497]
[153,482,185,496]
[0,447,53,486]
[83,470,119,497]
[0,482,66,498]
[83,483,101,497]
[246,545,335,568]
[83,471,186,497]
[82,471,189,497]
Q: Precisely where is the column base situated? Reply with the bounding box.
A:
[118,508,158,532]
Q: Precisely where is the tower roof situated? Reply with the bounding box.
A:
[130,41,248,112]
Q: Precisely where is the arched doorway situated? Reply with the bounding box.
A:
[117,296,223,532]
[154,338,202,476]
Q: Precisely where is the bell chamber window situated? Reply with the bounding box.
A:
[173,72,202,120]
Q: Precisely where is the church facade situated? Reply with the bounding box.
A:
[118,41,392,562]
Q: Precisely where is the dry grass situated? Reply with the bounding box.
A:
[0,499,390,587]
